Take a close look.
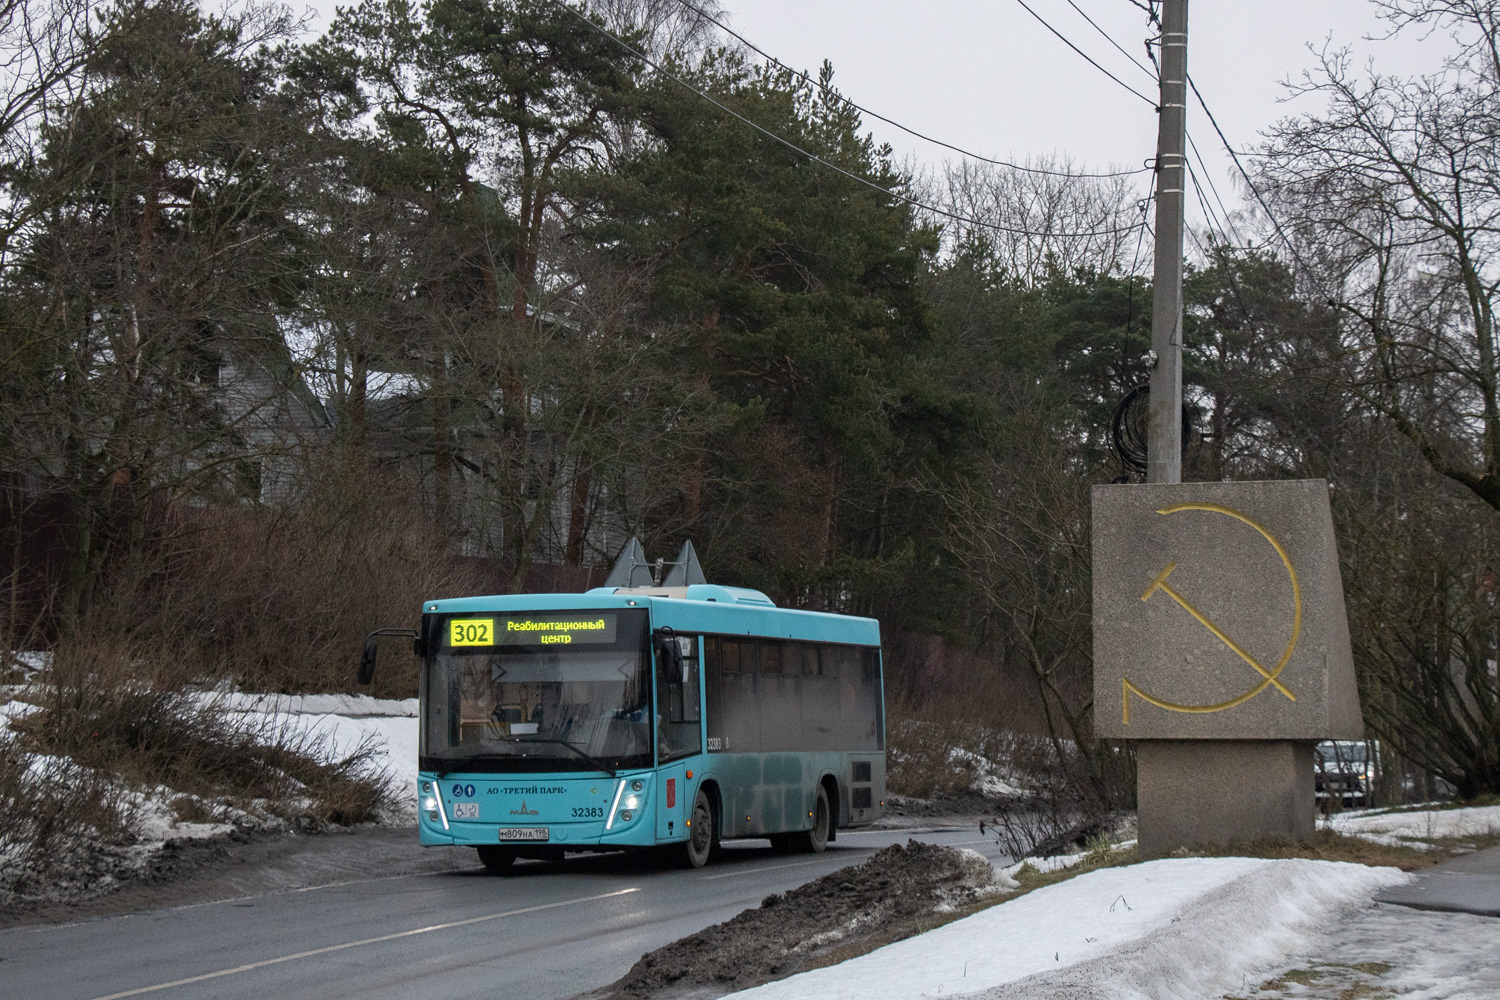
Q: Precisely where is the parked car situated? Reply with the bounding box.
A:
[1315,740,1372,807]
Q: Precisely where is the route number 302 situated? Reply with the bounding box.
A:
[450,619,494,647]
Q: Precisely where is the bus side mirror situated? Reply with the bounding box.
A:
[358,627,420,686]
[358,637,379,686]
[656,630,683,680]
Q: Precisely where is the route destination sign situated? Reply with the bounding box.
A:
[448,614,619,647]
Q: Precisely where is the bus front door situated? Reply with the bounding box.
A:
[656,762,688,841]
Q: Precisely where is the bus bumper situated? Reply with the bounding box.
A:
[415,770,670,849]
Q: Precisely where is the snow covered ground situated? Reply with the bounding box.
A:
[1326,803,1500,848]
[730,858,1412,1000]
[214,692,418,717]
[1248,904,1500,1000]
[237,703,419,825]
[1,688,421,843]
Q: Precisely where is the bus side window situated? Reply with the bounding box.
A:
[665,637,701,723]
[681,640,701,723]
[704,637,723,750]
[658,635,702,760]
[761,641,782,674]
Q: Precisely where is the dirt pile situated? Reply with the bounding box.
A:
[596,840,1016,999]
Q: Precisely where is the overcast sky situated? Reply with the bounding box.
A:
[302,0,1451,238]
[714,1,1446,237]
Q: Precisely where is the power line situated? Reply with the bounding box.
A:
[1186,130,1236,237]
[1062,0,1158,82]
[1185,73,1297,256]
[560,4,1150,240]
[1186,160,1241,257]
[667,0,1148,179]
[1127,189,1155,278]
[1011,0,1158,106]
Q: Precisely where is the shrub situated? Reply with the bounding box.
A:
[15,653,393,827]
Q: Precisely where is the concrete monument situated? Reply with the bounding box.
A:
[1092,479,1363,854]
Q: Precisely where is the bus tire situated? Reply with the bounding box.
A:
[476,846,517,873]
[684,787,715,868]
[794,784,831,854]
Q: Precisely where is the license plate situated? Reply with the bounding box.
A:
[452,803,479,820]
[498,827,549,842]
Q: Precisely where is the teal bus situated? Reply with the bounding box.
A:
[362,546,886,870]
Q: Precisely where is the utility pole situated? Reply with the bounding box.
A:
[1147,0,1187,484]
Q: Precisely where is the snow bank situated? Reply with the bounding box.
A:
[233,710,419,825]
[1,698,39,729]
[729,857,1408,1000]
[213,692,420,828]
[1327,804,1500,847]
[130,791,237,841]
[948,748,1024,798]
[213,692,418,717]
[1256,902,1500,1000]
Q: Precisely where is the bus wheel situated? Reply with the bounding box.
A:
[476,846,517,873]
[685,788,715,868]
[795,785,831,854]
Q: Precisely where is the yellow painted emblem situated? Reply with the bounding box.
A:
[1122,502,1302,723]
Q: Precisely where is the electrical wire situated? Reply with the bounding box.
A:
[668,0,1149,179]
[1186,129,1244,245]
[1011,0,1158,106]
[1063,0,1158,82]
[1185,158,1230,249]
[560,3,1150,240]
[1186,73,1297,256]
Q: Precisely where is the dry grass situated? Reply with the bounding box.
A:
[0,738,137,886]
[956,825,1485,919]
[13,671,392,827]
[52,465,485,699]
[1161,828,1490,871]
[992,826,1482,911]
[884,678,1058,799]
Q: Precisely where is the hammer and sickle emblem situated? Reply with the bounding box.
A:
[1122,502,1302,723]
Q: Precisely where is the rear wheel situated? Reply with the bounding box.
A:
[794,785,831,854]
[476,846,517,873]
[684,788,715,868]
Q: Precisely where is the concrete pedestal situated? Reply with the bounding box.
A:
[1136,739,1315,856]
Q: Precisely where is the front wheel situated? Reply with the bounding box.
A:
[684,788,715,868]
[476,846,517,873]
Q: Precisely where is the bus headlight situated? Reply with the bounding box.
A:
[424,797,437,811]
[620,810,633,822]
[625,795,640,810]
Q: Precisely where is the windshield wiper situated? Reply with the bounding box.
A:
[509,737,617,777]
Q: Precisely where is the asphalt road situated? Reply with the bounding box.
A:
[0,826,1010,1000]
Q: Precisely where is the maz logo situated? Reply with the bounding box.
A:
[509,800,539,816]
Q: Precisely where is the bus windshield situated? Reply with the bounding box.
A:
[423,610,652,773]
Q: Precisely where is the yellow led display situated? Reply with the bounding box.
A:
[449,618,495,647]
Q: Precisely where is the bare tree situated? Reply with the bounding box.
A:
[1260,3,1500,509]
[934,387,1135,816]
[930,157,1144,286]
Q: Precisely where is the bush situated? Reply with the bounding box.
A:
[53,465,487,697]
[14,649,393,827]
[0,737,136,895]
